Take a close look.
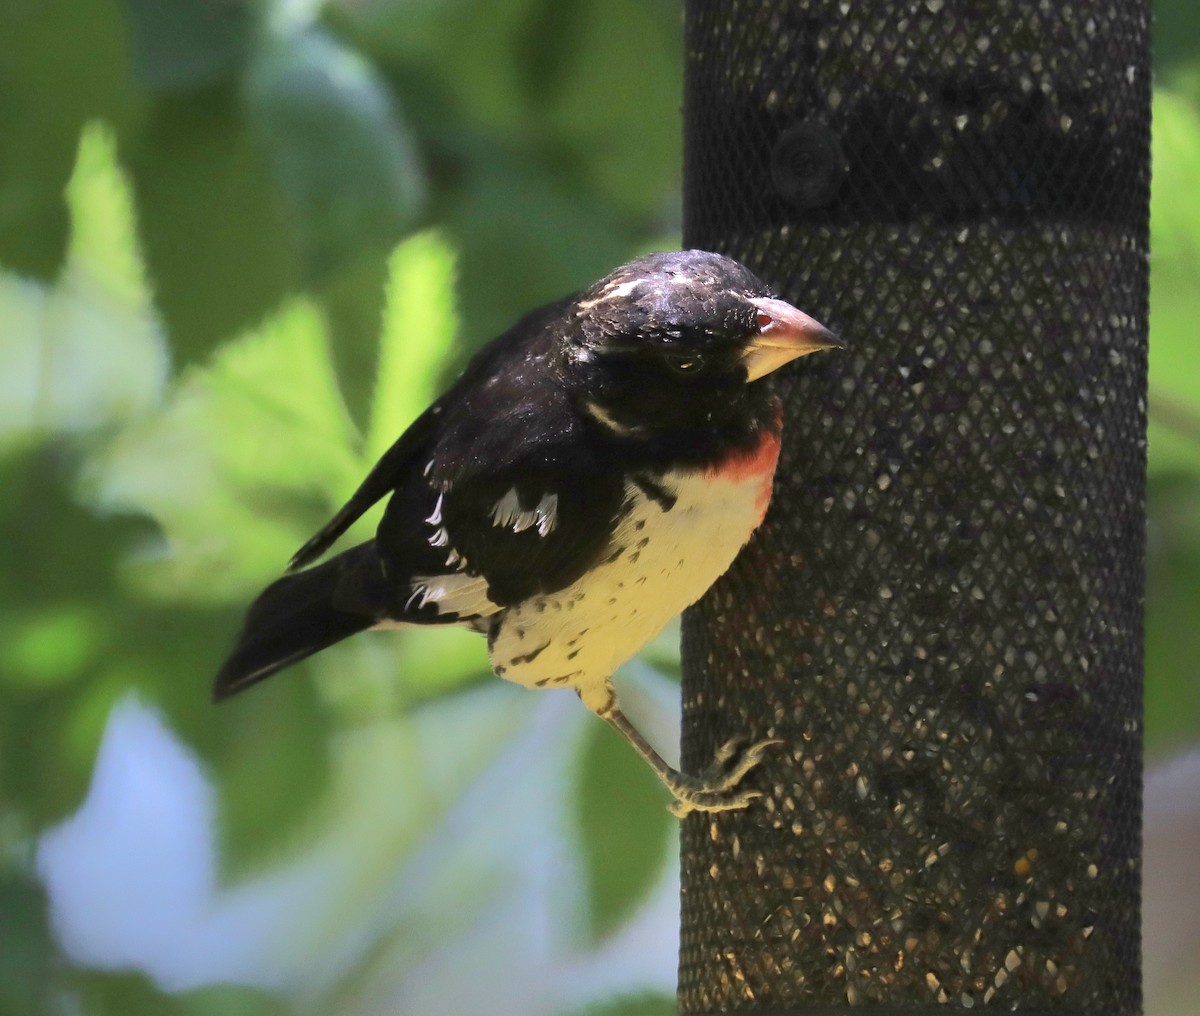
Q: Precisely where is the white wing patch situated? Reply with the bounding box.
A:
[405,572,496,617]
[425,494,472,569]
[532,493,558,536]
[576,276,642,310]
[582,399,643,437]
[490,488,522,528]
[597,278,641,301]
[490,488,558,537]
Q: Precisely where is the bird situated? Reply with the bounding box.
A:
[213,249,838,815]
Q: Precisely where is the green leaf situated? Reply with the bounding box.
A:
[0,271,164,448]
[67,122,152,307]
[574,718,674,943]
[213,672,333,869]
[0,448,162,823]
[0,607,106,691]
[640,618,683,679]
[0,874,57,1016]
[391,625,491,703]
[1150,91,1200,265]
[126,87,298,366]
[0,0,133,279]
[87,299,361,601]
[538,0,683,219]
[244,27,424,284]
[1148,289,1200,476]
[317,249,391,430]
[568,994,677,1016]
[1148,95,1200,477]
[75,970,291,1016]
[1155,0,1200,79]
[1146,472,1200,754]
[515,0,590,110]
[339,0,543,135]
[367,230,459,462]
[1141,98,1195,762]
[120,0,256,93]
[181,983,291,1016]
[444,147,631,349]
[0,123,167,451]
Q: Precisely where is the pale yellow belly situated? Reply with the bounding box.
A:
[488,466,769,707]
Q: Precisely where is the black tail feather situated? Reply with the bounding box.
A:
[213,543,381,701]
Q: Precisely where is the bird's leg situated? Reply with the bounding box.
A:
[582,684,781,818]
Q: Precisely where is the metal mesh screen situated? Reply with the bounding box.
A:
[678,2,1149,1014]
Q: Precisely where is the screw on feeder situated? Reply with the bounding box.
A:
[770,121,847,209]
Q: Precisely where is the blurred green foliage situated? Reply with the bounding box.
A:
[1,2,682,1013]
[0,2,1197,1015]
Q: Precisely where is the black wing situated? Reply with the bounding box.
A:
[287,404,441,571]
[377,443,627,614]
[375,338,628,614]
[287,291,628,619]
[287,294,576,573]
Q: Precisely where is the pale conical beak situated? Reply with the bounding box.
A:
[743,296,841,382]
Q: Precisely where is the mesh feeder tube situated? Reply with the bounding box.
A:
[678,2,1148,1014]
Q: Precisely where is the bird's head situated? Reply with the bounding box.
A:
[562,250,838,438]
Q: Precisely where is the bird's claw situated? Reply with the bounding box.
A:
[669,787,763,819]
[708,733,750,768]
[700,736,784,791]
[663,736,784,818]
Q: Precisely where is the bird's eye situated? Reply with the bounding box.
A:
[666,355,703,374]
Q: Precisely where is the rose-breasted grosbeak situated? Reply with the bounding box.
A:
[213,250,837,814]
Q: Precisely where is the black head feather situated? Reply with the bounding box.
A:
[573,250,772,354]
[562,250,779,440]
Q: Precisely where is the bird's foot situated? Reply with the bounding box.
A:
[595,703,782,819]
[664,737,783,818]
